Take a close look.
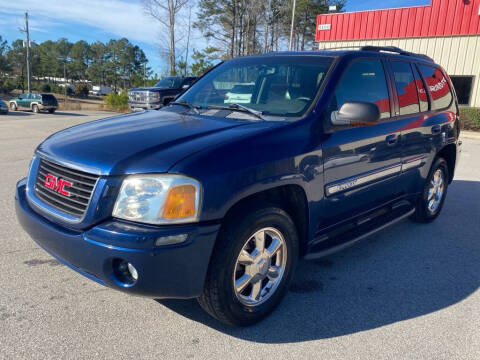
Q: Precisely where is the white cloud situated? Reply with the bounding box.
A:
[0,0,161,45]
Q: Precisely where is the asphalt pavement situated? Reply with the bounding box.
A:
[1,110,479,359]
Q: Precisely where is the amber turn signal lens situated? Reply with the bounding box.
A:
[162,184,197,219]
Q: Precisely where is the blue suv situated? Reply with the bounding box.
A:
[15,46,462,326]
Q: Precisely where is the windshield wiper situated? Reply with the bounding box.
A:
[170,100,201,114]
[208,104,265,120]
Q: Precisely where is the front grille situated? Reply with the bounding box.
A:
[128,91,148,103]
[34,159,99,218]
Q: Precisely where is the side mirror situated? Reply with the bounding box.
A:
[331,101,380,126]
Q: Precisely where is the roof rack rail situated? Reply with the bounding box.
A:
[360,46,434,62]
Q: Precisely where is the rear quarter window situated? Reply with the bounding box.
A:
[419,65,453,110]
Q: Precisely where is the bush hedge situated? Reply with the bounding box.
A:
[459,107,480,131]
[105,93,129,112]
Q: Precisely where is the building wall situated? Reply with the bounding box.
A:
[319,35,480,107]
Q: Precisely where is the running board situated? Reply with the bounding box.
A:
[304,206,415,260]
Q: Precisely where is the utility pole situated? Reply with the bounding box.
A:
[288,0,296,51]
[24,12,31,93]
[185,5,193,76]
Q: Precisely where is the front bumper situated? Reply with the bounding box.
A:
[128,101,162,111]
[15,179,219,298]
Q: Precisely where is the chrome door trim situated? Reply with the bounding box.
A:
[325,163,402,196]
[401,155,425,172]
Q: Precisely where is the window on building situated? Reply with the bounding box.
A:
[419,65,453,109]
[450,76,474,106]
[412,65,429,112]
[391,61,420,115]
[331,59,391,120]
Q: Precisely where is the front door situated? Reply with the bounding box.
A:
[319,57,403,233]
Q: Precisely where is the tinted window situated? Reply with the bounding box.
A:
[412,65,429,112]
[182,78,196,87]
[154,77,183,89]
[391,61,420,115]
[331,59,390,119]
[419,65,452,109]
[179,56,333,119]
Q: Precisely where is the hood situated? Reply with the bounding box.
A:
[128,87,173,92]
[37,110,258,175]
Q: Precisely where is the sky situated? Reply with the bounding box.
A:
[0,0,431,75]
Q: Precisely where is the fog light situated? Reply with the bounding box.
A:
[113,259,138,285]
[155,234,188,246]
[127,262,138,281]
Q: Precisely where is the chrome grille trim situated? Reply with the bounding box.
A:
[34,158,99,218]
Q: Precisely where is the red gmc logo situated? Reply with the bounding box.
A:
[44,173,72,197]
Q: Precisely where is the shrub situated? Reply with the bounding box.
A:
[40,83,51,93]
[74,83,89,97]
[105,92,129,112]
[459,107,480,131]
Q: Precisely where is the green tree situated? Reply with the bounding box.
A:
[70,40,92,80]
[190,46,221,76]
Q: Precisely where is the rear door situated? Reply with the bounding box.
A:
[321,57,403,230]
[394,61,455,195]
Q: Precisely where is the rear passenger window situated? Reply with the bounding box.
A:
[419,65,453,109]
[332,59,390,119]
[391,61,420,115]
[412,65,429,112]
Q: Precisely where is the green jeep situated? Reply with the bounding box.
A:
[9,93,58,113]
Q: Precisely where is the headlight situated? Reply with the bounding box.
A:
[112,174,201,225]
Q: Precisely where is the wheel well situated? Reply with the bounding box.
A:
[437,144,456,183]
[222,185,309,256]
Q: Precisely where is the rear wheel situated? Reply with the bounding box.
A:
[412,157,449,222]
[198,205,299,326]
[32,104,39,113]
[48,109,55,114]
[10,103,17,111]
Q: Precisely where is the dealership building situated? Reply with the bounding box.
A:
[316,0,480,107]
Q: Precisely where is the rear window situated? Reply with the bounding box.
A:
[391,61,420,116]
[41,94,56,102]
[412,65,429,112]
[418,65,453,110]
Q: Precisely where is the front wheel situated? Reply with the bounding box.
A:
[48,109,55,114]
[32,104,39,113]
[10,103,17,111]
[412,157,449,222]
[198,205,299,326]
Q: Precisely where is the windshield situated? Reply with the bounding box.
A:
[177,56,333,119]
[154,77,183,89]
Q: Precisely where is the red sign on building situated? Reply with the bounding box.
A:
[315,0,480,42]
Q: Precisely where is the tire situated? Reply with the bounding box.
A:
[10,103,17,111]
[198,205,299,326]
[411,157,449,223]
[48,109,55,114]
[32,105,39,113]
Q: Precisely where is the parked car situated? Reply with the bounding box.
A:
[15,46,461,326]
[224,84,255,104]
[0,98,8,114]
[127,76,197,111]
[9,93,58,113]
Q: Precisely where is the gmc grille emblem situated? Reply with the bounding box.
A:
[44,173,72,197]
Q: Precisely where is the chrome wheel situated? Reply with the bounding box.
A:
[427,168,445,214]
[233,227,287,307]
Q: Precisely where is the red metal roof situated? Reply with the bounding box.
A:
[315,0,480,42]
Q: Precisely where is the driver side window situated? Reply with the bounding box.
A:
[330,59,391,120]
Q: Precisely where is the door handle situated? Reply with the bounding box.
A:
[431,125,441,134]
[386,134,398,146]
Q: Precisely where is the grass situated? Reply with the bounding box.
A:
[459,107,480,132]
